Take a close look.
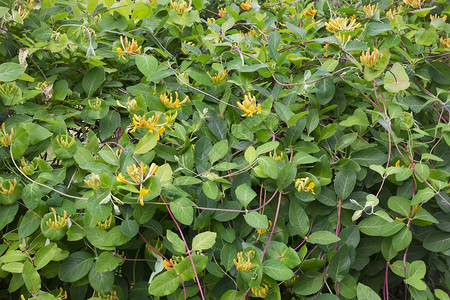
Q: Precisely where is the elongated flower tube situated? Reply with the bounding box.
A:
[116,36,142,60]
[233,251,253,271]
[241,0,252,11]
[0,123,14,147]
[170,0,192,15]
[360,47,380,68]
[363,3,379,18]
[207,70,228,85]
[160,91,189,108]
[325,17,361,32]
[46,208,68,230]
[293,177,315,195]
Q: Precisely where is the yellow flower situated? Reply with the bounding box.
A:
[170,0,192,15]
[386,6,403,22]
[207,70,228,85]
[56,132,75,149]
[251,284,269,298]
[116,97,138,111]
[46,208,68,230]
[56,287,68,300]
[0,179,17,196]
[160,91,189,108]
[139,188,149,206]
[131,113,171,135]
[0,123,14,147]
[84,174,102,190]
[218,8,227,17]
[237,92,261,117]
[256,220,272,234]
[116,36,142,60]
[403,0,424,8]
[241,0,252,11]
[98,291,118,300]
[325,16,361,32]
[269,149,283,162]
[440,35,450,48]
[430,14,447,22]
[117,163,158,185]
[363,3,379,18]
[20,157,39,176]
[360,47,380,68]
[335,32,351,47]
[233,251,253,271]
[164,255,184,270]
[98,213,113,229]
[303,5,317,20]
[293,177,316,195]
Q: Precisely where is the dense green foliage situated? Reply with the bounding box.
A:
[0,0,450,299]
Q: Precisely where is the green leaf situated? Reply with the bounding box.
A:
[22,261,41,294]
[334,169,356,199]
[262,259,294,281]
[258,156,278,179]
[167,229,186,254]
[21,183,42,210]
[0,62,26,82]
[276,162,296,190]
[315,77,335,105]
[423,231,450,252]
[148,268,181,296]
[11,125,29,159]
[96,252,123,273]
[383,62,410,93]
[134,131,158,154]
[366,22,393,36]
[428,62,450,85]
[244,212,268,229]
[357,283,381,300]
[82,66,105,97]
[289,201,310,237]
[221,243,238,271]
[408,260,426,279]
[244,146,257,163]
[319,124,338,141]
[0,203,19,231]
[121,219,139,237]
[136,54,158,78]
[292,272,324,295]
[269,31,281,61]
[209,140,228,164]
[203,181,219,199]
[392,227,412,251]
[186,67,212,86]
[170,198,194,225]
[388,196,410,216]
[192,231,217,251]
[174,176,202,185]
[239,64,270,73]
[25,123,52,144]
[59,251,94,282]
[89,262,114,293]
[328,245,351,282]
[415,27,437,46]
[404,277,426,290]
[235,184,257,208]
[307,231,340,245]
[358,216,387,236]
[410,188,434,205]
[34,243,57,270]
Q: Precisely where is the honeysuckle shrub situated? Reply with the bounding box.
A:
[0,0,449,299]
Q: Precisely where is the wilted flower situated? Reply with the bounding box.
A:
[116,36,142,60]
[19,48,28,67]
[241,0,252,11]
[360,47,380,68]
[170,0,192,15]
[325,16,361,32]
[363,3,379,18]
[237,92,261,117]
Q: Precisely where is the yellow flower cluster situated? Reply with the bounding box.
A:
[131,113,171,136]
[303,5,317,20]
[116,163,158,206]
[252,284,269,298]
[430,14,447,22]
[440,35,450,48]
[20,157,39,176]
[237,92,261,117]
[256,220,272,234]
[233,251,253,271]
[386,6,403,22]
[0,123,14,147]
[360,47,380,68]
[0,179,17,196]
[46,208,68,231]
[363,3,379,18]
[116,36,142,60]
[0,81,17,97]
[325,17,361,32]
[88,97,102,111]
[207,70,228,85]
[160,91,189,108]
[218,8,226,17]
[170,0,192,15]
[293,177,315,195]
[269,149,284,162]
[56,132,76,149]
[98,213,114,229]
[241,0,252,10]
[164,255,184,270]
[117,97,138,111]
[403,0,424,8]
[97,291,118,300]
